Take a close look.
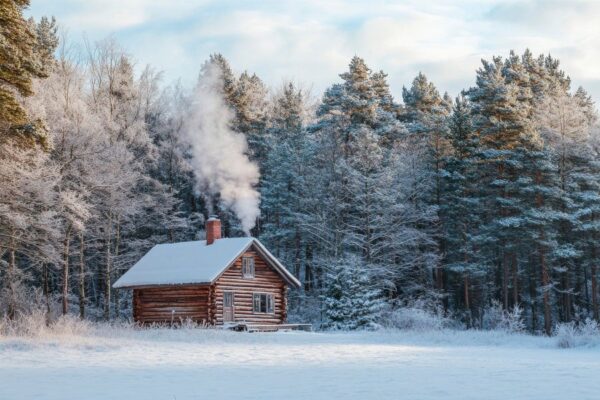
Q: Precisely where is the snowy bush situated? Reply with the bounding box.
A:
[482,300,504,330]
[579,318,600,336]
[554,319,600,348]
[500,305,526,333]
[381,299,453,331]
[176,318,211,330]
[0,309,47,337]
[482,301,525,333]
[50,315,93,336]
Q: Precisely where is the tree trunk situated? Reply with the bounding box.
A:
[464,274,471,328]
[304,243,312,292]
[294,227,301,279]
[528,256,537,332]
[540,243,552,336]
[592,262,599,322]
[512,253,518,307]
[592,212,599,321]
[535,170,552,335]
[502,252,509,310]
[43,264,50,323]
[7,239,17,320]
[113,220,121,319]
[62,225,72,315]
[564,273,572,322]
[104,215,112,320]
[79,231,86,319]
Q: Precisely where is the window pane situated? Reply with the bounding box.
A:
[243,257,255,278]
[260,294,267,313]
[253,294,259,312]
[267,295,273,313]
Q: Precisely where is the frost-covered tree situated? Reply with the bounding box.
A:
[0,144,61,318]
[401,73,451,297]
[261,82,310,271]
[467,55,533,313]
[441,94,483,325]
[233,71,270,166]
[322,257,384,330]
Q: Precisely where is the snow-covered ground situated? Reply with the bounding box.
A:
[1,327,600,400]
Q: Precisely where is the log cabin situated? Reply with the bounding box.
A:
[113,217,301,326]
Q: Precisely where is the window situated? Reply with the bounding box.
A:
[253,293,274,313]
[223,292,234,307]
[242,256,255,278]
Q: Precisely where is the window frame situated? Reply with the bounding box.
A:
[252,292,274,314]
[242,256,255,279]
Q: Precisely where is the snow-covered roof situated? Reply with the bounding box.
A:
[113,237,301,289]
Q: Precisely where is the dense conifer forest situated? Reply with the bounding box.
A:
[2,0,599,334]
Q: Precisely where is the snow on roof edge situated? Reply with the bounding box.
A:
[251,239,302,288]
[112,237,301,289]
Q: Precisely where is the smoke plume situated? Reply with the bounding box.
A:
[184,62,260,235]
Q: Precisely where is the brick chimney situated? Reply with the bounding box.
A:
[205,215,221,245]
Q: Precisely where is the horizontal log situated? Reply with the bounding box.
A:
[137,306,209,311]
[215,318,282,324]
[139,291,209,298]
[214,293,282,299]
[140,286,209,291]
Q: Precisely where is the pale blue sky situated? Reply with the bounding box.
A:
[27,0,600,102]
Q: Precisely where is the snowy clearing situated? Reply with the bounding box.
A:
[1,328,600,400]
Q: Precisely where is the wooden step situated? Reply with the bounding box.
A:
[226,323,312,332]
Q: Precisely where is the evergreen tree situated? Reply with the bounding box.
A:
[0,0,49,145]
[442,94,483,325]
[401,72,450,298]
[261,82,310,279]
[467,55,538,321]
[233,71,270,167]
[322,256,384,330]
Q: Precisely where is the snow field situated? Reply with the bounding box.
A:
[2,327,600,400]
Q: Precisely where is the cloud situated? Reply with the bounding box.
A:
[26,0,600,103]
[27,0,217,34]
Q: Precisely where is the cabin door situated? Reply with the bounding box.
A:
[223,291,234,322]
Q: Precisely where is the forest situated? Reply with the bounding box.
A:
[2,1,599,335]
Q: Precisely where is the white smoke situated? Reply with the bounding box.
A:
[184,62,260,235]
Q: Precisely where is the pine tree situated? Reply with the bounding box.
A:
[207,53,237,106]
[261,82,309,278]
[401,72,451,299]
[571,140,600,321]
[467,55,538,321]
[0,0,49,145]
[233,71,270,167]
[322,256,384,330]
[442,94,483,325]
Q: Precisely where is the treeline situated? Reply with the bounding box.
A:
[1,2,599,334]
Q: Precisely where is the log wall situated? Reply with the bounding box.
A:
[133,284,210,324]
[213,249,288,325]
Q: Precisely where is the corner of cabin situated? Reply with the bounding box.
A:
[213,245,288,326]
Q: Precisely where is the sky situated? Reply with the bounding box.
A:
[26,0,600,103]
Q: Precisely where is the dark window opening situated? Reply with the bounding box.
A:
[253,293,274,313]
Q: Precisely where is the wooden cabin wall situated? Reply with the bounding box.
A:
[213,249,288,325]
[133,284,211,324]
